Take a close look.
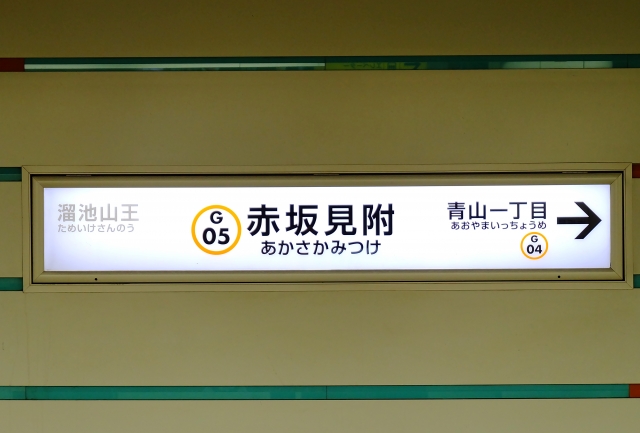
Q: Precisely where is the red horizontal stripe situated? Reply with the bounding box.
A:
[633,164,640,178]
[0,58,25,72]
[630,384,640,398]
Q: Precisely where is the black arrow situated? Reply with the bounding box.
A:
[557,202,602,239]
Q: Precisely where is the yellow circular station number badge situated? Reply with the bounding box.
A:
[191,205,242,255]
[520,232,549,260]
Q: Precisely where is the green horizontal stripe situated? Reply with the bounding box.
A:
[21,54,640,72]
[0,167,21,181]
[0,387,26,400]
[25,57,325,72]
[0,385,629,400]
[326,54,634,70]
[27,56,324,65]
[25,63,325,72]
[634,274,640,288]
[26,386,326,400]
[0,278,22,291]
[328,384,629,400]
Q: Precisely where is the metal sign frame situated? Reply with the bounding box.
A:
[21,163,633,292]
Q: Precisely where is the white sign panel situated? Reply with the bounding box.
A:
[42,184,611,273]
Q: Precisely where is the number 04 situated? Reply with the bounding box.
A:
[527,244,542,254]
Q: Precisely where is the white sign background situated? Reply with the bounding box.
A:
[43,185,611,272]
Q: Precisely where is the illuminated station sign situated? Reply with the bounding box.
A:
[31,173,623,284]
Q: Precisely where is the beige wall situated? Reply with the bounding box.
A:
[2,400,640,433]
[1,1,640,431]
[0,184,21,277]
[0,71,639,167]
[2,0,640,57]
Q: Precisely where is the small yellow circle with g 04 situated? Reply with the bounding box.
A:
[520,232,548,260]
